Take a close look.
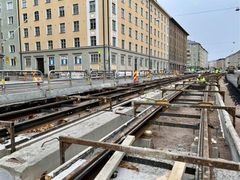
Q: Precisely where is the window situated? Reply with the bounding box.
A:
[112,37,116,47]
[60,56,68,65]
[9,45,15,53]
[35,27,40,36]
[49,57,55,66]
[112,20,116,31]
[47,25,52,35]
[135,30,138,40]
[33,0,38,6]
[23,28,28,38]
[46,0,51,3]
[128,13,132,23]
[8,31,14,39]
[128,0,132,8]
[74,55,82,64]
[59,6,65,17]
[73,21,79,32]
[134,3,137,12]
[34,11,39,21]
[60,23,66,33]
[128,57,132,66]
[8,16,13,24]
[36,42,41,50]
[121,55,125,65]
[90,19,96,30]
[91,53,99,64]
[22,0,27,8]
[11,58,16,66]
[135,17,138,26]
[129,28,132,37]
[129,42,132,51]
[24,43,29,51]
[121,8,125,19]
[121,40,125,49]
[46,9,52,19]
[48,40,53,49]
[74,37,80,47]
[111,54,116,65]
[135,44,138,52]
[112,3,116,14]
[89,1,95,12]
[26,58,31,67]
[73,4,79,15]
[23,13,28,22]
[61,39,66,48]
[121,24,125,35]
[7,1,13,10]
[90,36,96,46]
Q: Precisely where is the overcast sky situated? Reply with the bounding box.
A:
[158,0,240,61]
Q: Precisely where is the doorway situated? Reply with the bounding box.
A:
[36,58,44,74]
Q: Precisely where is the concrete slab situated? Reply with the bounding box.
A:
[0,107,132,180]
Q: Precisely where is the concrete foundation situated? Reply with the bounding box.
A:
[0,90,162,180]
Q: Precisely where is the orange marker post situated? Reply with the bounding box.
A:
[133,70,138,83]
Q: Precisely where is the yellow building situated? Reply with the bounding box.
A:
[19,0,170,74]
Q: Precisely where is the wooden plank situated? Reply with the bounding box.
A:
[94,135,135,180]
[168,162,186,180]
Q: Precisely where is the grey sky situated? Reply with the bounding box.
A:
[158,0,240,61]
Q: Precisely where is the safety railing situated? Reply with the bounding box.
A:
[0,70,44,95]
[48,70,89,89]
[90,70,115,82]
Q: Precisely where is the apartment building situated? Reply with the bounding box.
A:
[225,50,240,69]
[169,18,188,73]
[0,0,21,70]
[187,40,208,70]
[208,58,225,70]
[18,0,170,74]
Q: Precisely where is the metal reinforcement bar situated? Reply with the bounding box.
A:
[51,85,190,179]
[133,101,236,127]
[58,136,240,171]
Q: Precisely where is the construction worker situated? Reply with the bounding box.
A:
[197,74,206,84]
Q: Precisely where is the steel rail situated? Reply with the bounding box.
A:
[52,84,190,179]
[0,98,76,119]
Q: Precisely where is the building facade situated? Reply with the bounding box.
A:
[169,18,188,73]
[18,0,170,75]
[208,58,225,71]
[225,50,240,69]
[187,40,208,70]
[0,0,21,70]
[0,17,3,69]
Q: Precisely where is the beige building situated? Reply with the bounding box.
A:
[19,0,170,75]
[208,58,225,70]
[225,50,240,69]
[169,18,188,73]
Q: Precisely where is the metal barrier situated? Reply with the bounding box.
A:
[48,70,89,89]
[0,70,44,95]
[90,70,115,82]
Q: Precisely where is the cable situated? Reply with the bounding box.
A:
[175,7,238,16]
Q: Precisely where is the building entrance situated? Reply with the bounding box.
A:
[36,58,44,74]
